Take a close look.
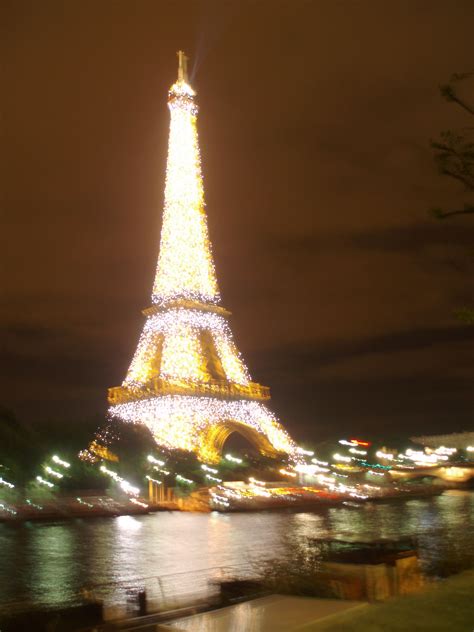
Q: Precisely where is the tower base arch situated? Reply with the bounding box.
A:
[198,419,281,463]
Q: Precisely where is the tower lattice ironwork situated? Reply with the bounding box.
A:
[108,52,296,463]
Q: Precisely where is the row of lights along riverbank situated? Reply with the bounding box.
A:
[1,438,473,518]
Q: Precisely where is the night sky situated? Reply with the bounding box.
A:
[2,1,473,443]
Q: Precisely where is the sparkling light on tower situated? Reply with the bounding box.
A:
[108,52,296,463]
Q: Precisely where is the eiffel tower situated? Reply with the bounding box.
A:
[108,52,296,463]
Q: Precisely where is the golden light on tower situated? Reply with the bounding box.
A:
[108,52,296,463]
[153,50,218,307]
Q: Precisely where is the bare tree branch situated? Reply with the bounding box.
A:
[440,72,474,115]
[431,205,474,219]
[440,84,474,115]
[431,74,474,325]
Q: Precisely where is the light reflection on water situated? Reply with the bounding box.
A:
[0,491,472,612]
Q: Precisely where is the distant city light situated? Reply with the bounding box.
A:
[311,458,329,466]
[316,474,335,485]
[153,466,170,475]
[130,498,148,509]
[100,465,139,496]
[403,449,448,466]
[36,476,54,488]
[296,447,314,456]
[339,439,370,447]
[76,497,93,508]
[248,477,266,486]
[176,474,193,484]
[225,454,243,464]
[376,450,394,460]
[349,447,367,456]
[45,466,63,479]
[52,455,70,468]
[279,468,297,478]
[146,475,162,485]
[434,446,456,456]
[294,464,318,475]
[205,473,222,483]
[202,464,218,474]
[147,455,166,466]
[26,499,43,510]
[333,453,352,463]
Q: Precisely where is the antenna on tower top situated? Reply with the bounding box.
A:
[177,50,189,83]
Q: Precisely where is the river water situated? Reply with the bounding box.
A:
[0,490,473,614]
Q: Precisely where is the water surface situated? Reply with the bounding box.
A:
[1,490,472,613]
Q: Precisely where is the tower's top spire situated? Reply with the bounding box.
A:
[177,50,189,83]
[169,50,195,99]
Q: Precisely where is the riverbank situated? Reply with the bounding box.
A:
[0,483,449,522]
[4,572,473,632]
[0,496,179,523]
[301,569,474,631]
[126,570,474,631]
[0,490,443,523]
[124,571,473,631]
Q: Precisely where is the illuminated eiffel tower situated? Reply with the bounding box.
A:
[108,52,296,463]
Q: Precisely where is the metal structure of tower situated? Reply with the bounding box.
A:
[108,52,296,463]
